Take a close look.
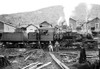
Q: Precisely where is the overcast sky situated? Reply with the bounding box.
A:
[0,0,100,14]
[0,0,100,25]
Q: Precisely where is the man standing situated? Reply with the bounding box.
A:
[79,45,87,63]
[55,41,60,52]
[48,41,53,52]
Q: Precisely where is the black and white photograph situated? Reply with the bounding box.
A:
[0,0,100,69]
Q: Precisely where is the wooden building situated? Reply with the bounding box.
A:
[0,21,16,33]
[0,21,4,33]
[39,21,52,27]
[87,17,100,32]
[26,24,38,33]
[69,18,88,34]
[69,18,77,32]
[69,17,100,34]
[4,24,16,32]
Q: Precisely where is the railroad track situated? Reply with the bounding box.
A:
[37,52,62,69]
[49,52,70,69]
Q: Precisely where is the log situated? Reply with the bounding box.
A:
[66,55,79,63]
[29,64,38,69]
[24,54,33,61]
[29,63,43,69]
[36,62,51,69]
[21,62,39,69]
[49,52,70,69]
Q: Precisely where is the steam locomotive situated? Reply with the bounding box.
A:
[0,26,98,49]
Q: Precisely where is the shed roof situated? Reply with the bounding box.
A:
[0,21,16,28]
[87,17,100,23]
[69,18,76,22]
[88,17,100,21]
[26,24,38,29]
[39,21,52,27]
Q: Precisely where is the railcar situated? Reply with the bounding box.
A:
[0,32,28,48]
[38,27,55,49]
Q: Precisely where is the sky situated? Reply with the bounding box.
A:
[0,0,100,25]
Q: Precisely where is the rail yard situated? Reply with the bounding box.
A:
[0,5,100,69]
[0,22,100,69]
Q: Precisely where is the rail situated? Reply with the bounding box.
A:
[49,52,70,69]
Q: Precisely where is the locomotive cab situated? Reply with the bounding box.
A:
[39,27,55,41]
[39,27,55,49]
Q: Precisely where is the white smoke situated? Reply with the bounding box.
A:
[63,6,76,26]
[57,17,63,25]
[62,1,85,26]
[61,0,98,26]
[86,3,92,21]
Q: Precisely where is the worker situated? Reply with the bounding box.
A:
[55,41,60,52]
[48,41,53,52]
[79,45,87,63]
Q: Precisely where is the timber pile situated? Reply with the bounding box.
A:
[60,52,79,63]
[24,50,45,61]
[10,49,49,69]
[0,49,58,69]
[20,61,51,69]
[21,62,42,69]
[36,62,51,69]
[52,52,81,69]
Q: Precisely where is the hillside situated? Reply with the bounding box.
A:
[0,5,65,27]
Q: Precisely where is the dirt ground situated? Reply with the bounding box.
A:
[0,48,99,69]
[0,48,61,69]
